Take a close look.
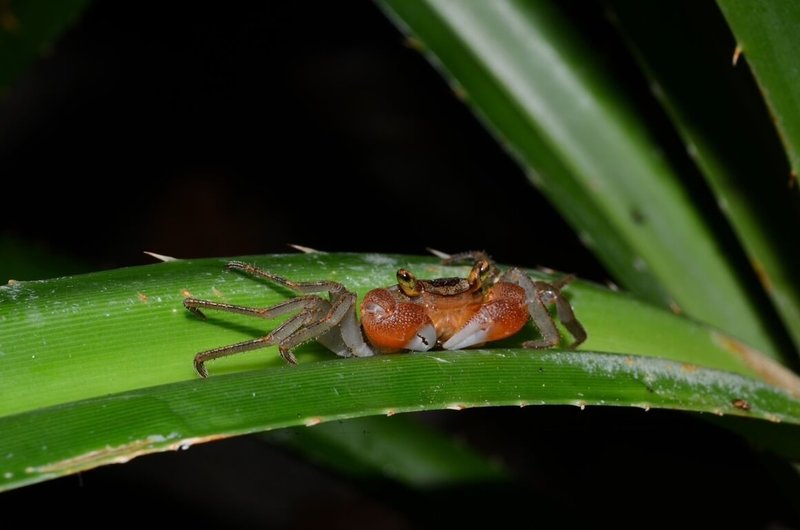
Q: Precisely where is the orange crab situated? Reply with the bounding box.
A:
[184,251,586,377]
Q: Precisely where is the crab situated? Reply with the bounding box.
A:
[184,251,586,377]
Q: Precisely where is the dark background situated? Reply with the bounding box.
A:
[0,0,602,278]
[1,1,797,528]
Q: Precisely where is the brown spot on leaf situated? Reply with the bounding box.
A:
[731,399,751,411]
[668,300,683,315]
[681,363,698,373]
[137,292,149,303]
[751,259,773,293]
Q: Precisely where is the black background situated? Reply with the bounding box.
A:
[0,0,601,277]
[1,1,797,528]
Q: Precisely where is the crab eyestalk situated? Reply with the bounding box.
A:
[468,259,494,293]
[397,268,421,297]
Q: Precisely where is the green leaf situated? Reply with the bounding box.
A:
[717,0,800,181]
[605,0,800,353]
[3,349,800,492]
[0,0,91,94]
[1,253,793,418]
[377,0,788,361]
[2,253,799,491]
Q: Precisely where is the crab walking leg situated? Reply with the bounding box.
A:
[501,268,562,348]
[432,249,500,274]
[430,250,503,284]
[183,296,323,320]
[193,310,317,377]
[226,261,344,294]
[276,291,374,360]
[555,295,587,348]
[539,272,587,346]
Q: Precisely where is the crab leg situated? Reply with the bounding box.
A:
[193,308,321,377]
[430,249,501,278]
[529,273,587,347]
[554,294,587,348]
[276,291,374,359]
[226,261,344,294]
[183,295,323,320]
[186,262,375,376]
[428,249,492,264]
[501,268,565,348]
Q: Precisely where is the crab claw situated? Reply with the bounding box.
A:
[361,289,436,353]
[442,283,528,350]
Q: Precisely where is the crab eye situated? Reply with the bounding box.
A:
[469,259,492,287]
[397,269,420,296]
[477,259,492,282]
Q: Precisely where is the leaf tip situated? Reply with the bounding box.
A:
[143,251,179,262]
[288,244,325,254]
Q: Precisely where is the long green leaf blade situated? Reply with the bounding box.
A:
[378,0,786,360]
[3,349,800,492]
[717,0,800,181]
[605,0,800,353]
[1,253,795,418]
[2,253,798,491]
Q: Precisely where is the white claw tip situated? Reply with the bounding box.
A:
[405,323,437,352]
[442,321,488,350]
